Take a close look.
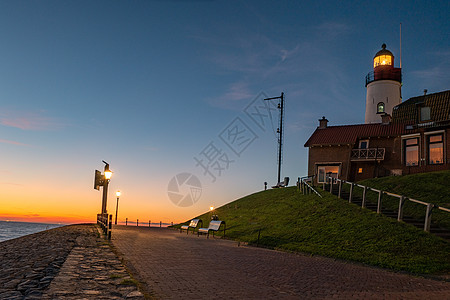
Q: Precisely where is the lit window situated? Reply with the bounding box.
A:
[317,166,339,183]
[420,107,431,122]
[358,168,363,174]
[373,55,392,68]
[404,138,419,166]
[428,134,443,164]
[377,102,385,114]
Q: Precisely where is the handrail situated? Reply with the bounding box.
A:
[324,176,449,233]
[298,175,322,198]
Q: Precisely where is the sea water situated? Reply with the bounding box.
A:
[0,221,63,243]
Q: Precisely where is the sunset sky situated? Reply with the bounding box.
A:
[0,1,449,224]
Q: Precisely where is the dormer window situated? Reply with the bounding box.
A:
[377,102,385,114]
[420,106,431,122]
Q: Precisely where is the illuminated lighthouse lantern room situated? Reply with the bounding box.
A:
[365,44,402,123]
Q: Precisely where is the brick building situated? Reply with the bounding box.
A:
[304,90,450,183]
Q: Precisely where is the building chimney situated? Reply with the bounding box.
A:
[319,116,328,129]
[423,89,428,95]
[381,113,392,125]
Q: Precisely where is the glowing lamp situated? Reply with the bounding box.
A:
[209,206,214,211]
[104,170,112,180]
[116,191,121,197]
[373,44,393,68]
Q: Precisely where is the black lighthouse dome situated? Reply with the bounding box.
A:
[374,43,393,58]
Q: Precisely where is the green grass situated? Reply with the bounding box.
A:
[120,278,139,286]
[175,186,450,275]
[355,170,450,229]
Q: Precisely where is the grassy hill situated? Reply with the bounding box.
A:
[357,170,450,229]
[178,183,450,275]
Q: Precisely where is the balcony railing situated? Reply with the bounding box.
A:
[365,68,402,86]
[351,148,385,161]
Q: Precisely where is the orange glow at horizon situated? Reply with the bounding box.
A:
[0,181,221,226]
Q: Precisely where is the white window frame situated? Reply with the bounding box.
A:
[424,130,445,165]
[359,139,369,149]
[316,164,341,183]
[401,134,420,166]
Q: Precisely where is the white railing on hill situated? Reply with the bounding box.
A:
[297,175,322,198]
[324,176,450,232]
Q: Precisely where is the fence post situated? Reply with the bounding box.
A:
[362,186,367,208]
[424,204,433,232]
[104,214,108,235]
[149,220,151,227]
[349,183,354,203]
[377,191,383,214]
[397,196,406,221]
[338,180,342,199]
[126,218,128,226]
[329,177,333,193]
[108,214,112,240]
[137,219,139,227]
[160,221,162,228]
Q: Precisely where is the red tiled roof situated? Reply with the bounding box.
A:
[392,90,450,123]
[304,123,410,147]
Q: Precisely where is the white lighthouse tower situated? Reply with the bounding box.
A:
[365,44,402,123]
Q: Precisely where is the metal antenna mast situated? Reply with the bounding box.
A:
[264,92,285,184]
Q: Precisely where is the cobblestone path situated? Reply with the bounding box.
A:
[112,226,450,300]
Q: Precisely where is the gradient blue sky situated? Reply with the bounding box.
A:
[0,1,449,223]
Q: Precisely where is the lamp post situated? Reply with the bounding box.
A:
[94,161,112,216]
[264,92,285,185]
[210,205,217,220]
[101,162,112,215]
[115,190,121,225]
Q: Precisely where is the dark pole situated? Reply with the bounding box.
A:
[264,92,284,184]
[101,162,110,215]
[278,92,284,184]
[115,195,119,225]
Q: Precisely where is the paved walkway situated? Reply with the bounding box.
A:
[111,226,450,299]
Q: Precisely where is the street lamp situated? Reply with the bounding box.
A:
[104,169,112,180]
[115,190,121,225]
[94,161,113,215]
[210,205,218,221]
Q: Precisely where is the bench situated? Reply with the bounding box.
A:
[180,219,202,234]
[272,176,290,188]
[197,220,226,239]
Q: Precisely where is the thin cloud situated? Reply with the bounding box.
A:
[195,20,353,109]
[0,110,65,131]
[0,182,24,186]
[208,81,254,110]
[315,22,352,40]
[0,139,31,147]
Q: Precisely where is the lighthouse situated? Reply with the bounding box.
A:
[365,44,402,123]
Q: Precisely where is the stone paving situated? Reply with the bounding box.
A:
[112,225,450,300]
[0,224,144,300]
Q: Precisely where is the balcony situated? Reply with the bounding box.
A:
[351,148,385,161]
[365,68,402,86]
